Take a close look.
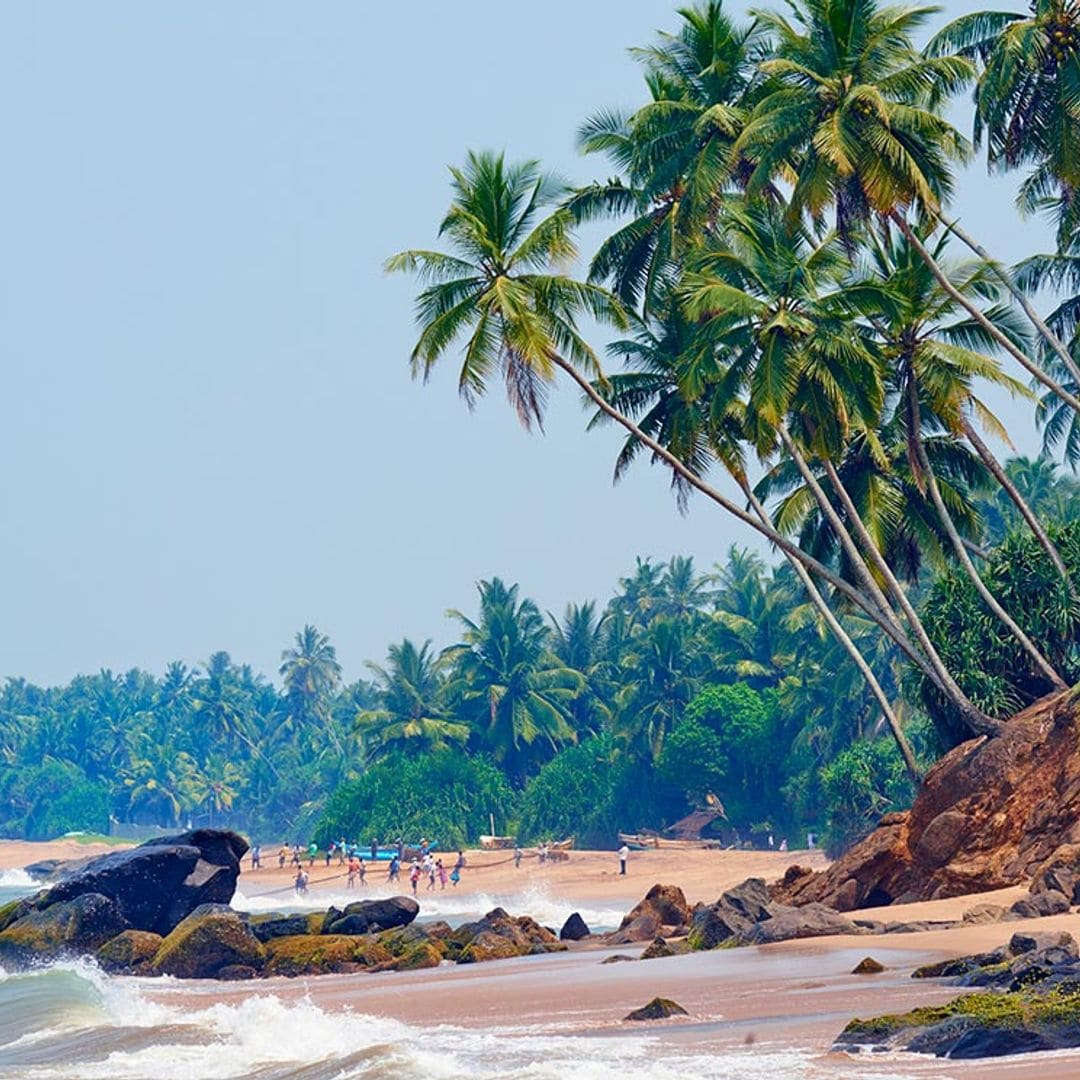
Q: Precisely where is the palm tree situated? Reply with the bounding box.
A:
[927,0,1080,247]
[445,578,583,783]
[548,601,611,735]
[386,150,626,429]
[280,625,344,757]
[571,1,769,314]
[357,638,468,761]
[735,0,1080,416]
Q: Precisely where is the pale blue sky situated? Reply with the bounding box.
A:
[0,1,1049,685]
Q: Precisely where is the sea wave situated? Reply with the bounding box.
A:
[231,881,628,933]
[0,868,36,889]
[0,963,928,1080]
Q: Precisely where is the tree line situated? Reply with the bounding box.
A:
[388,0,1080,786]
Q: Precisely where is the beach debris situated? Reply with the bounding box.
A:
[624,997,688,1022]
[559,912,591,941]
[851,956,885,974]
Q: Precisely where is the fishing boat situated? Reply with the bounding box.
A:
[479,835,516,850]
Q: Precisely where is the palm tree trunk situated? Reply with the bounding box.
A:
[549,353,1002,735]
[778,425,996,734]
[891,213,1080,416]
[908,386,1068,689]
[815,454,999,736]
[961,418,1076,594]
[935,214,1080,391]
[739,477,922,783]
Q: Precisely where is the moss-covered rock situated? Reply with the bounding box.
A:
[852,956,885,974]
[151,911,265,979]
[640,936,675,960]
[97,930,164,973]
[262,933,392,977]
[395,942,443,970]
[457,930,523,964]
[0,893,127,965]
[248,913,313,943]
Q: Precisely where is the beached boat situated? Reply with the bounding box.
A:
[479,835,516,850]
[618,832,720,851]
[549,837,574,852]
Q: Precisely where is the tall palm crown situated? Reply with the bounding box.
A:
[386,150,625,428]
[445,578,583,781]
[571,2,770,312]
[927,0,1080,243]
[736,0,973,232]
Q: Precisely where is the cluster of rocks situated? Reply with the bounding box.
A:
[0,830,571,980]
[836,931,1080,1059]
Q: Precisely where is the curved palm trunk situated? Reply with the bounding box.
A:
[961,418,1076,595]
[892,214,1080,416]
[936,214,1080,391]
[550,354,1001,735]
[908,387,1068,689]
[778,425,996,735]
[815,455,1000,736]
[739,477,922,783]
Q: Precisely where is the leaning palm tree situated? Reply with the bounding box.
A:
[387,150,993,736]
[735,0,1080,416]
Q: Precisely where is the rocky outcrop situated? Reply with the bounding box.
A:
[0,893,127,964]
[774,692,1080,909]
[96,929,164,973]
[608,885,691,944]
[625,997,688,1021]
[262,933,393,976]
[323,897,418,935]
[687,878,776,950]
[45,829,247,935]
[559,912,591,941]
[151,907,265,979]
[737,903,862,945]
[450,907,565,964]
[839,932,1080,1059]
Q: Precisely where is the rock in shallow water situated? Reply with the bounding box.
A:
[624,997,688,1021]
[559,912,590,941]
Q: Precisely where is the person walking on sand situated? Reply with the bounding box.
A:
[359,857,367,888]
[618,843,629,876]
[250,845,261,871]
[347,856,359,889]
[436,858,448,890]
[514,845,522,869]
[388,854,400,883]
[371,837,379,861]
[453,850,466,879]
[278,844,288,870]
[295,867,308,896]
[426,857,436,892]
[409,861,420,897]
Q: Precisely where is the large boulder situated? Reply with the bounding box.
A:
[449,907,562,964]
[44,829,247,936]
[625,997,688,1021]
[248,913,314,943]
[1010,890,1071,919]
[772,692,1080,909]
[737,903,861,945]
[560,912,591,941]
[0,893,128,964]
[608,885,691,944]
[322,896,418,935]
[151,908,265,979]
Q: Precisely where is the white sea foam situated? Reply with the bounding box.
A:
[0,868,35,889]
[231,881,628,933]
[0,968,930,1080]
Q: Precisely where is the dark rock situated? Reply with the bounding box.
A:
[948,1027,1054,1059]
[559,912,590,941]
[686,904,750,950]
[44,829,247,936]
[322,896,418,935]
[737,903,860,945]
[624,997,688,1021]
[151,909,265,979]
[0,893,128,964]
[215,964,260,981]
[601,954,637,964]
[607,913,660,945]
[249,913,313,943]
[719,878,772,923]
[963,903,1009,925]
[883,919,960,933]
[1009,931,1078,957]
[1010,890,1070,919]
[852,956,885,974]
[96,929,163,973]
[640,936,675,960]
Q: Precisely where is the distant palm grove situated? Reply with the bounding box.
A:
[9,0,1080,853]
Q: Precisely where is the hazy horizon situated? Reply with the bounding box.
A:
[1,0,1054,687]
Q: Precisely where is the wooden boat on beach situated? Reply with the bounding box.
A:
[618,831,720,851]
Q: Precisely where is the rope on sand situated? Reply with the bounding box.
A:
[240,850,544,900]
